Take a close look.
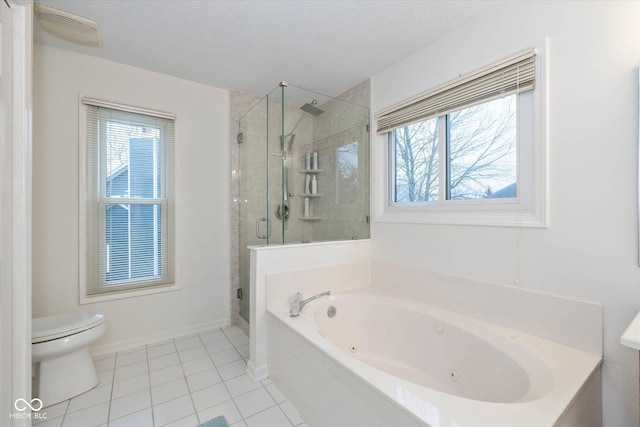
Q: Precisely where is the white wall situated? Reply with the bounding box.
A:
[371,2,640,426]
[32,44,231,353]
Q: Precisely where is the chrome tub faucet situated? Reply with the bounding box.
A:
[289,291,331,317]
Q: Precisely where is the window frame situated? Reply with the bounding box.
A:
[373,46,547,228]
[389,93,524,207]
[79,97,180,304]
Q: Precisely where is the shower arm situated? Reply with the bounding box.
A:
[286,111,307,138]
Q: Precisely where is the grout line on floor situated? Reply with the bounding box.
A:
[49,326,300,427]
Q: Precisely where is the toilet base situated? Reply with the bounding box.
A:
[34,346,99,407]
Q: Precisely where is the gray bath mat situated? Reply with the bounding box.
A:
[196,415,229,427]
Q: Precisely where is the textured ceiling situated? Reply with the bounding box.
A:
[34,0,504,97]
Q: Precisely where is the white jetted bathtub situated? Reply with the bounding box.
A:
[267,288,602,427]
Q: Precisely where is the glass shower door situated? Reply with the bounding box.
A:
[238,96,265,323]
[237,85,286,323]
[267,85,286,245]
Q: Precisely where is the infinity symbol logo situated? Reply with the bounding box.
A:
[14,398,43,411]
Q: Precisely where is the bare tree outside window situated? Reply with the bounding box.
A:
[393,95,517,202]
[105,121,159,176]
[394,117,439,202]
[449,95,517,200]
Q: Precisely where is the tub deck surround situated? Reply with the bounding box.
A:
[267,288,603,427]
[250,245,603,425]
[370,261,604,356]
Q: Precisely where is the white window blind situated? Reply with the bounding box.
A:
[81,99,175,296]
[376,49,535,133]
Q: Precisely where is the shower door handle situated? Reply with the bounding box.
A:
[256,217,271,239]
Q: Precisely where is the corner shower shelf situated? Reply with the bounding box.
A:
[298,169,323,173]
[298,193,323,198]
[298,217,323,221]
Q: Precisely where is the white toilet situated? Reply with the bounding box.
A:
[32,313,106,406]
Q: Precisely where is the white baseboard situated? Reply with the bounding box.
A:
[246,359,269,382]
[235,314,249,337]
[90,318,231,357]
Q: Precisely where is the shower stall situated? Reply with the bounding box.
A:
[236,82,370,323]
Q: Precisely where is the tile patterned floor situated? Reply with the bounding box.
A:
[34,326,306,427]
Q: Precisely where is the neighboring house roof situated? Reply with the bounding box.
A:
[108,163,128,182]
[488,182,517,199]
[106,164,129,211]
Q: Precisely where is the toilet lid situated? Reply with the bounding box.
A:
[32,313,104,343]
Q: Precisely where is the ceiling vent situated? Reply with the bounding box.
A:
[34,3,102,47]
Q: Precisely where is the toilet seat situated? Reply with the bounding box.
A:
[32,313,104,344]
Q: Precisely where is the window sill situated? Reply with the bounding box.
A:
[375,208,548,228]
[79,282,181,304]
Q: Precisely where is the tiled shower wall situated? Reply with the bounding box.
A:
[309,82,370,241]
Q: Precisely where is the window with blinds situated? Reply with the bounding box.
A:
[80,99,176,298]
[376,50,535,133]
[374,48,547,227]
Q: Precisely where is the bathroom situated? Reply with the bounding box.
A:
[2,1,640,427]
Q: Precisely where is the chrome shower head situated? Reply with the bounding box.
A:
[284,100,324,152]
[300,99,324,116]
